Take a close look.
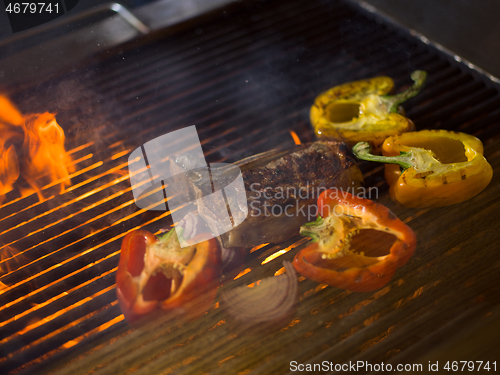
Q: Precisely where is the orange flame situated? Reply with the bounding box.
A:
[0,95,23,126]
[21,112,75,200]
[0,95,74,203]
[0,96,23,202]
[0,139,20,199]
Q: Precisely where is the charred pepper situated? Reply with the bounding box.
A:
[310,70,427,153]
[353,130,493,207]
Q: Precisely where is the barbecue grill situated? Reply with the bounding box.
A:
[1,0,500,373]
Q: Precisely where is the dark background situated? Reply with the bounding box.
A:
[1,0,500,81]
[363,0,500,80]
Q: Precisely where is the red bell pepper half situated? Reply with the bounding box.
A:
[116,229,221,322]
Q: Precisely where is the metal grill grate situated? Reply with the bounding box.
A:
[1,0,500,373]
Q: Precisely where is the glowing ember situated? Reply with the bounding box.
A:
[289,130,301,145]
[261,237,310,265]
[234,267,252,280]
[0,95,74,203]
[262,250,287,265]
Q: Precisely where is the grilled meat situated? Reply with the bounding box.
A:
[185,141,364,249]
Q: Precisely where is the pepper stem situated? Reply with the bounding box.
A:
[300,216,325,242]
[352,142,414,170]
[381,70,427,113]
[158,227,184,243]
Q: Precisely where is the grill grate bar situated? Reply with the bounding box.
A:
[2,302,124,374]
[1,282,116,353]
[93,1,352,93]
[0,159,139,254]
[91,43,430,164]
[0,153,98,220]
[78,11,365,147]
[0,203,169,308]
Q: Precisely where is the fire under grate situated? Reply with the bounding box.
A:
[1,0,500,374]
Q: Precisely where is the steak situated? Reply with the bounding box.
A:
[189,141,364,249]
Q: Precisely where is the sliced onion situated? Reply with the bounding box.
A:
[177,212,199,239]
[161,212,211,240]
[220,261,298,329]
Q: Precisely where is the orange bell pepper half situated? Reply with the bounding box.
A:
[293,191,416,292]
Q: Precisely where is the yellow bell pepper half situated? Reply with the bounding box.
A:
[310,71,427,153]
[352,130,493,207]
